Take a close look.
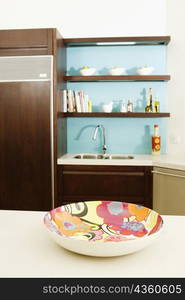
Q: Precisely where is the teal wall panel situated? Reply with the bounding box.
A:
[67,117,167,154]
[66,45,168,154]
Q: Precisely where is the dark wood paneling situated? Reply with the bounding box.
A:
[0,28,54,56]
[0,82,52,210]
[61,165,146,172]
[0,28,48,47]
[0,48,50,56]
[62,195,145,205]
[0,28,68,211]
[57,165,153,208]
[52,29,67,208]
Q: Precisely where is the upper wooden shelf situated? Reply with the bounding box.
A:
[64,36,171,47]
[64,75,170,82]
[58,112,170,118]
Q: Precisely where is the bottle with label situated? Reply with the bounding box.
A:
[127,100,133,112]
[145,88,153,112]
[152,124,161,155]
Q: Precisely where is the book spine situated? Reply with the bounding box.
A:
[62,90,67,112]
[67,90,74,112]
[74,91,82,112]
[84,94,89,112]
[79,91,85,112]
[72,91,76,112]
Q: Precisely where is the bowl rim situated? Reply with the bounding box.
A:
[44,201,163,243]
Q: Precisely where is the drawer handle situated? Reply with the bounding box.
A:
[152,170,185,179]
[63,171,144,176]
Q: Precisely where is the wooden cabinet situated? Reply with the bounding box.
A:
[0,82,52,210]
[153,167,185,215]
[57,165,153,208]
[0,28,66,211]
[0,28,54,56]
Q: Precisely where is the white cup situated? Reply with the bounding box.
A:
[102,102,113,112]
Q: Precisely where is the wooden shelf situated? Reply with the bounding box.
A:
[62,36,171,120]
[64,36,171,47]
[58,112,170,118]
[64,75,170,82]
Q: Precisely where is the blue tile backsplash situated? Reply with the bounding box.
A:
[67,45,166,75]
[66,45,168,154]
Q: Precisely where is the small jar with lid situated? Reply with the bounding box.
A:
[120,100,127,112]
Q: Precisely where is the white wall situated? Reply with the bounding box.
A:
[0,0,166,37]
[167,0,185,154]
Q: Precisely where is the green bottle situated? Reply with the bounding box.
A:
[145,88,153,112]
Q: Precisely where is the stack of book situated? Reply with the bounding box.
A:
[61,90,92,113]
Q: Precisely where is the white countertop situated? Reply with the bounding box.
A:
[57,153,185,171]
[0,210,185,278]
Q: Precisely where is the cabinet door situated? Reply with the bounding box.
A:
[153,167,185,215]
[58,165,152,208]
[0,82,52,210]
[0,28,53,56]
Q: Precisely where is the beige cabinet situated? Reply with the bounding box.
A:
[153,167,185,215]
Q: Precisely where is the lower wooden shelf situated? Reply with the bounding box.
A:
[64,75,170,82]
[58,112,170,118]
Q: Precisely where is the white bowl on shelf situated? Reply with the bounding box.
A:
[137,66,154,75]
[80,67,96,76]
[108,67,125,75]
[102,101,113,112]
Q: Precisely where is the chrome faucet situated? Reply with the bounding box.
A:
[92,125,107,154]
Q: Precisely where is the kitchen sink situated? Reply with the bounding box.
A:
[73,154,134,160]
[111,155,134,160]
[74,154,97,159]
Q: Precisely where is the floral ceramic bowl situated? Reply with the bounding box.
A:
[44,201,163,257]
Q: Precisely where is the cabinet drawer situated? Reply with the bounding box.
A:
[63,171,144,196]
[58,165,152,206]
